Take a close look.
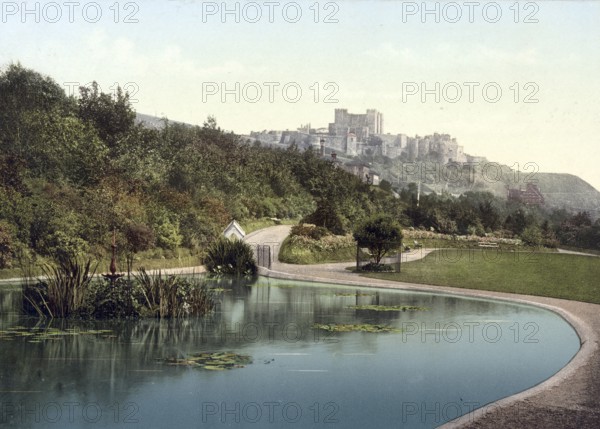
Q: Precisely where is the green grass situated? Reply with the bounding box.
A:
[278,236,358,265]
[240,218,299,234]
[362,249,600,304]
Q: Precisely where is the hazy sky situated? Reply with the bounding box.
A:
[2,0,599,190]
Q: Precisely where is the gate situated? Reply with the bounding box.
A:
[247,243,272,270]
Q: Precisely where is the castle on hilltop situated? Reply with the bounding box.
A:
[246,108,486,183]
[252,108,476,164]
[328,108,384,141]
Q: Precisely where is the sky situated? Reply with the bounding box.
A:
[1,0,599,190]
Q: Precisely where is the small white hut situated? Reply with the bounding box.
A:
[223,220,246,240]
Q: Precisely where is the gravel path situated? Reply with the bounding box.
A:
[245,226,600,429]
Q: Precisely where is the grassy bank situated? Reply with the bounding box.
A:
[278,235,358,264]
[362,249,600,304]
[0,251,204,282]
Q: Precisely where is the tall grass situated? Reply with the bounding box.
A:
[134,268,215,318]
[22,257,97,318]
[205,238,257,276]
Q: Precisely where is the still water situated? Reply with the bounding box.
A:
[0,277,579,428]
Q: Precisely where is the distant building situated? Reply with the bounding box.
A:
[329,108,383,142]
[223,220,246,240]
[508,183,545,205]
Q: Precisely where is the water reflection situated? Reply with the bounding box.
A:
[0,277,580,429]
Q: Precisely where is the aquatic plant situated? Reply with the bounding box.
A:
[348,305,428,312]
[22,257,97,318]
[134,268,215,318]
[312,323,401,333]
[159,351,252,370]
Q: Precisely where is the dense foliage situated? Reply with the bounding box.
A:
[0,64,404,267]
[1,62,598,269]
[399,185,600,250]
[353,216,403,265]
[279,224,356,264]
[22,258,214,319]
[205,238,257,276]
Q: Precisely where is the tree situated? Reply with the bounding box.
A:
[379,179,393,193]
[77,81,136,151]
[353,216,403,265]
[302,200,346,235]
[0,63,72,156]
[0,221,15,269]
[123,223,155,274]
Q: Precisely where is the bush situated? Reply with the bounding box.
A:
[521,226,543,247]
[301,201,346,235]
[279,233,357,264]
[359,262,394,272]
[205,238,257,276]
[82,278,140,319]
[290,224,330,240]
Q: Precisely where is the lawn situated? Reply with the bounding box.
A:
[362,249,600,304]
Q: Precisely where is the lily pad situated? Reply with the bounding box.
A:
[348,305,428,312]
[312,323,401,333]
[159,351,253,371]
[0,327,114,343]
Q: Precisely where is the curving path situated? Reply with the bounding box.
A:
[245,226,600,429]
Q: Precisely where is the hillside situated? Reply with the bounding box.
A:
[535,173,600,215]
[0,64,408,269]
[354,154,600,218]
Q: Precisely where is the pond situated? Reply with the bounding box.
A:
[0,277,580,428]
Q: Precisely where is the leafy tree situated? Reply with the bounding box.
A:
[77,81,136,150]
[123,223,155,273]
[152,211,183,250]
[504,208,529,235]
[302,200,346,235]
[0,221,15,269]
[354,216,403,265]
[0,63,72,156]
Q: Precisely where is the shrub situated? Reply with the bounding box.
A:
[82,278,140,319]
[359,262,394,272]
[23,257,97,318]
[290,224,330,240]
[205,238,257,276]
[521,226,543,247]
[301,201,346,235]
